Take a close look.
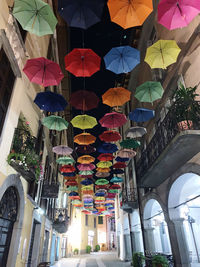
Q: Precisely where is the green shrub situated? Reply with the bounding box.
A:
[86,245,92,253]
[152,255,168,267]
[132,252,145,267]
[94,244,100,252]
[74,248,79,255]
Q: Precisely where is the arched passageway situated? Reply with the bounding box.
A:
[130,210,144,253]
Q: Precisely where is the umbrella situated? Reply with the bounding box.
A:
[95,179,109,185]
[65,48,101,77]
[105,199,115,203]
[82,190,93,194]
[99,131,121,142]
[111,169,124,175]
[74,133,96,145]
[125,126,147,139]
[110,184,121,189]
[96,185,109,189]
[95,192,106,197]
[75,145,96,154]
[66,186,78,191]
[117,149,137,158]
[81,179,94,185]
[96,161,112,168]
[129,108,155,122]
[64,176,77,180]
[108,189,119,193]
[72,199,82,205]
[53,145,73,155]
[95,172,110,178]
[23,57,64,87]
[135,81,164,103]
[113,162,127,169]
[96,167,111,173]
[71,115,97,130]
[81,185,93,190]
[144,40,181,69]
[13,0,57,36]
[69,191,79,196]
[80,174,93,179]
[97,143,118,153]
[77,163,96,171]
[107,193,116,198]
[56,156,75,165]
[58,0,105,29]
[77,155,95,164]
[69,195,80,200]
[69,90,99,111]
[97,153,114,162]
[158,0,200,30]
[110,177,123,183]
[120,139,141,149]
[62,172,76,177]
[104,46,140,74]
[115,156,129,162]
[107,0,153,29]
[79,170,94,176]
[60,165,76,173]
[95,197,105,201]
[99,112,127,128]
[42,115,68,131]
[34,91,67,112]
[65,180,78,186]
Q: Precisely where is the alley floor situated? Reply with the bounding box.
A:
[51,252,131,267]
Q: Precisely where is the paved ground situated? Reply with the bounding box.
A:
[51,252,131,267]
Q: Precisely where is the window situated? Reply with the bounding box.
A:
[98,216,103,224]
[94,218,96,228]
[85,215,88,226]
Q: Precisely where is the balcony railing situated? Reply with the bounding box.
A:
[121,188,138,212]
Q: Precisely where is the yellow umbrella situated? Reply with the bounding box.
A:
[81,185,93,191]
[77,155,95,164]
[144,40,181,69]
[95,197,105,201]
[96,161,112,168]
[71,114,97,130]
[96,167,111,173]
[74,133,96,145]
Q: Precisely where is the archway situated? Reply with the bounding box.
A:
[143,199,171,254]
[168,173,200,265]
[130,210,144,253]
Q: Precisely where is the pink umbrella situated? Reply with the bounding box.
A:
[53,145,73,155]
[158,0,200,30]
[77,163,96,171]
[99,112,127,128]
[23,57,64,87]
[117,148,136,158]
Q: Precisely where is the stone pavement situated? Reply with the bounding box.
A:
[51,251,131,267]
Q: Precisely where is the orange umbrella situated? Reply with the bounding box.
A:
[96,167,111,173]
[107,0,153,29]
[77,155,95,164]
[102,87,131,107]
[74,133,96,145]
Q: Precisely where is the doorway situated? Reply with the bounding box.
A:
[42,230,50,262]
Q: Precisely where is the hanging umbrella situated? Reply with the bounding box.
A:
[108,189,119,194]
[99,131,121,142]
[95,179,109,185]
[95,192,106,197]
[107,0,153,29]
[53,145,73,155]
[107,193,116,198]
[125,126,147,139]
[75,145,96,154]
[71,115,97,130]
[74,133,96,145]
[115,156,129,162]
[42,115,68,131]
[77,163,96,171]
[104,46,140,74]
[66,186,78,191]
[82,185,93,190]
[69,90,99,111]
[110,184,121,189]
[64,176,77,180]
[95,172,110,178]
[117,148,136,158]
[58,0,105,29]
[144,40,181,69]
[99,112,127,128]
[60,165,76,173]
[111,169,124,175]
[81,179,94,185]
[77,155,95,164]
[13,0,57,36]
[96,184,109,190]
[96,167,111,173]
[105,199,115,203]
[62,172,76,177]
[97,153,114,162]
[69,195,80,200]
[95,197,105,201]
[135,81,164,103]
[69,191,79,197]
[129,108,155,122]
[79,170,94,176]
[65,48,101,77]
[65,180,78,186]
[56,156,75,165]
[113,162,127,169]
[80,174,93,179]
[110,177,123,183]
[158,0,200,30]
[23,57,64,87]
[34,91,67,112]
[72,199,82,205]
[96,161,112,168]
[97,143,118,153]
[120,139,141,149]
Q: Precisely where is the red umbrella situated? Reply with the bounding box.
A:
[99,112,127,128]
[65,181,78,186]
[80,175,93,179]
[95,185,109,190]
[107,193,116,198]
[70,90,99,111]
[77,163,96,171]
[64,176,77,180]
[65,48,101,77]
[97,153,114,161]
[75,145,96,154]
[60,165,76,173]
[99,130,121,142]
[110,184,121,189]
[23,57,64,87]
[112,162,127,169]
[69,195,80,200]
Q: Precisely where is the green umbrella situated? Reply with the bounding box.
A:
[66,186,78,191]
[134,81,164,103]
[120,139,140,149]
[42,115,68,131]
[56,156,75,165]
[79,170,94,175]
[13,0,57,36]
[108,189,119,193]
[95,179,109,185]
[72,199,82,205]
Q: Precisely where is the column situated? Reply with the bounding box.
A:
[123,234,132,261]
[144,227,156,253]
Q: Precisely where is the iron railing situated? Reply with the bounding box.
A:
[122,187,138,203]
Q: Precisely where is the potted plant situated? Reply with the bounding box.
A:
[86,245,92,253]
[74,248,79,255]
[132,252,145,267]
[152,255,168,267]
[94,244,100,252]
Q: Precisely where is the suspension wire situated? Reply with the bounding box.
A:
[144,210,163,221]
[172,194,200,209]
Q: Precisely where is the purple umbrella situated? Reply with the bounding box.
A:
[77,163,96,171]
[53,145,73,155]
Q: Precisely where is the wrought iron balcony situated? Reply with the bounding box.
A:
[121,188,138,213]
[53,208,68,233]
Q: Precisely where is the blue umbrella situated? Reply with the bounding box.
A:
[111,169,124,175]
[58,0,105,29]
[104,46,140,74]
[69,191,79,196]
[34,91,67,112]
[105,203,112,207]
[97,143,118,153]
[95,192,106,197]
[62,172,76,177]
[81,179,93,185]
[115,156,129,162]
[129,108,155,122]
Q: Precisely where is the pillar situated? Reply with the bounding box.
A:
[144,227,156,253]
[123,234,132,261]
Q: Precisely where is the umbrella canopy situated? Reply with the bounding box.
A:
[66,186,78,191]
[95,192,106,197]
[69,191,79,196]
[79,170,94,175]
[72,199,82,205]
[97,153,114,162]
[75,145,96,154]
[117,148,136,158]
[110,184,121,189]
[135,81,164,103]
[69,90,99,111]
[71,115,97,130]
[129,108,155,122]
[107,193,116,198]
[110,176,123,183]
[144,40,181,69]
[113,162,127,169]
[23,57,63,87]
[111,169,124,175]
[99,131,121,142]
[104,46,140,74]
[74,133,96,145]
[58,0,105,29]
[64,176,77,180]
[96,185,109,189]
[13,0,57,36]
[95,172,110,178]
[53,145,73,155]
[96,167,111,173]
[34,91,67,112]
[99,112,127,128]
[97,143,118,153]
[42,115,68,131]
[125,126,147,139]
[80,174,93,179]
[96,161,112,168]
[102,87,131,107]
[120,139,141,149]
[56,156,75,165]
[115,156,129,162]
[77,163,96,171]
[158,0,200,30]
[77,155,95,164]
[95,179,109,185]
[65,48,101,77]
[65,180,78,186]
[81,179,94,185]
[107,0,153,29]
[60,165,76,173]
[62,172,76,177]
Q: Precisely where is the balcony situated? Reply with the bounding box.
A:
[121,188,138,213]
[136,109,200,187]
[7,128,41,183]
[53,208,68,234]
